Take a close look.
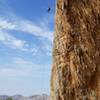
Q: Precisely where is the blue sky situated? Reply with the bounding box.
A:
[0,0,55,96]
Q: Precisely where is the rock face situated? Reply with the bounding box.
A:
[51,0,100,100]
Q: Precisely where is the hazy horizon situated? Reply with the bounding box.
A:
[0,93,49,96]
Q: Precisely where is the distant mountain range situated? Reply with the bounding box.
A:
[0,94,50,100]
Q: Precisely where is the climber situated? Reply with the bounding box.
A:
[47,0,51,12]
[47,7,51,12]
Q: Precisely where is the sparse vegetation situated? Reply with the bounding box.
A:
[6,97,13,100]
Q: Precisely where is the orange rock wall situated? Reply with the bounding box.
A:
[51,0,100,100]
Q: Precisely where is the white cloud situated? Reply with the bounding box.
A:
[18,20,53,42]
[0,14,54,55]
[0,61,31,77]
[0,68,28,77]
[31,47,38,56]
[0,29,52,56]
[0,19,16,29]
[0,30,27,50]
[0,17,53,42]
[13,57,33,66]
[0,57,50,78]
[44,45,52,56]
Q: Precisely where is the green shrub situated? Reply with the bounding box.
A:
[6,97,13,100]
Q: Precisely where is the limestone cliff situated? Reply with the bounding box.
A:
[51,0,100,100]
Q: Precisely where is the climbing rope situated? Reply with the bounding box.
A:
[47,0,51,12]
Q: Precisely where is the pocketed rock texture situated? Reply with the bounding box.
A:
[51,0,100,100]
